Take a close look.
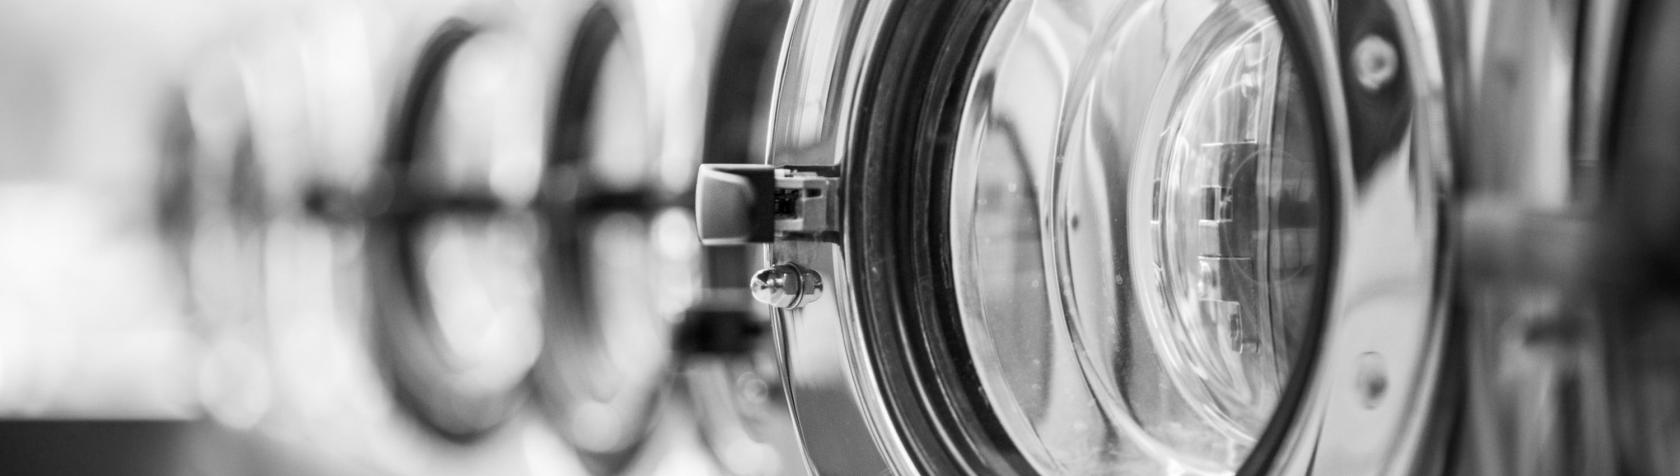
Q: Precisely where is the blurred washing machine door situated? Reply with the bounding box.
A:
[350,17,547,441]
[167,46,273,429]
[170,9,395,429]
[527,1,700,473]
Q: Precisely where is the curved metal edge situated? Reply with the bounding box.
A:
[763,0,915,474]
[1260,0,1458,474]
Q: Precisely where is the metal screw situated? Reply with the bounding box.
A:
[750,263,822,309]
[1353,35,1399,91]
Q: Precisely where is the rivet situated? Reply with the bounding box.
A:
[749,263,822,309]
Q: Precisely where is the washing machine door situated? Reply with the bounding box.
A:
[172,8,395,430]
[527,1,703,472]
[697,0,1457,473]
[351,18,548,441]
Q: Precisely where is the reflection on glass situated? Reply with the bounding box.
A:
[1059,0,1326,471]
[948,3,1123,473]
[1130,9,1320,442]
[955,0,1329,473]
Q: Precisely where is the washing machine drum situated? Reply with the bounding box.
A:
[699,0,1454,473]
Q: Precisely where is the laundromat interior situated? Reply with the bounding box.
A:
[2,0,1679,475]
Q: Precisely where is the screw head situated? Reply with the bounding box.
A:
[1353,35,1399,91]
[749,263,822,309]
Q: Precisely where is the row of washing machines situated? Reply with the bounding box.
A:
[26,0,1680,474]
[153,0,796,474]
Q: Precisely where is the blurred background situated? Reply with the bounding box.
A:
[0,0,788,474]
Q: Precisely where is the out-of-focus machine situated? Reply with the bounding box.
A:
[0,0,794,474]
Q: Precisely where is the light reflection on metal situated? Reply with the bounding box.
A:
[760,0,908,473]
[748,263,821,309]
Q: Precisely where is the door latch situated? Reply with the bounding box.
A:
[696,164,840,245]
